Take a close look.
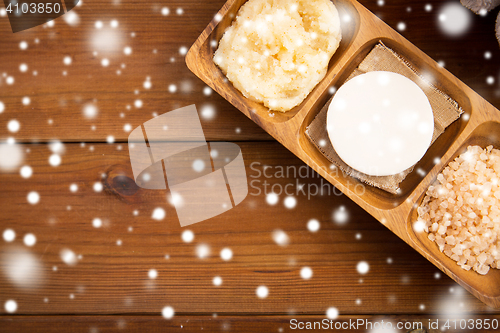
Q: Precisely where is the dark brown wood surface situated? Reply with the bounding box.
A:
[1,0,500,332]
[2,315,500,333]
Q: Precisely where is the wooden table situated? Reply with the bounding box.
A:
[1,0,500,332]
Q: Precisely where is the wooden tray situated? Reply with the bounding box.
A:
[186,0,500,308]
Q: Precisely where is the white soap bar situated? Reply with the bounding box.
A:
[326,71,434,176]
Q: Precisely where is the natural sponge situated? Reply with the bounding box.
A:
[460,0,500,14]
[497,11,500,46]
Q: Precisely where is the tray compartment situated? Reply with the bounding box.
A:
[298,37,472,210]
[408,121,500,300]
[190,0,361,124]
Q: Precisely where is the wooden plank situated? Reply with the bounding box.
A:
[0,0,499,142]
[0,0,271,142]
[0,142,496,315]
[1,0,500,323]
[1,315,500,333]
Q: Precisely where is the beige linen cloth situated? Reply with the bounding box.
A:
[306,42,463,194]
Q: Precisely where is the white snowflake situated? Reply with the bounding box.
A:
[438,3,471,37]
[256,285,268,298]
[357,261,369,274]
[220,248,232,261]
[182,230,194,243]
[272,229,289,246]
[300,267,313,279]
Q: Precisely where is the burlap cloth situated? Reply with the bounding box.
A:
[306,42,463,194]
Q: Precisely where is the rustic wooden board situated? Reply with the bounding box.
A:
[0,142,493,315]
[0,0,498,142]
[1,0,500,329]
[0,0,271,142]
[3,315,500,332]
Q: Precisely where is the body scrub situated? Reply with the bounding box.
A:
[214,0,342,112]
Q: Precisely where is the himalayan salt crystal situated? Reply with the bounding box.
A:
[445,235,456,245]
[453,244,463,256]
[418,145,500,275]
[437,225,447,235]
[478,252,488,264]
[477,264,489,275]
[436,238,445,247]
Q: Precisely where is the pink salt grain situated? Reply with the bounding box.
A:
[418,145,500,275]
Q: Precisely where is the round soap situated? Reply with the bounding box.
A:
[326,71,434,176]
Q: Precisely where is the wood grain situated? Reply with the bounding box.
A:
[0,0,498,142]
[7,315,500,333]
[1,0,500,328]
[0,0,271,142]
[0,142,493,315]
